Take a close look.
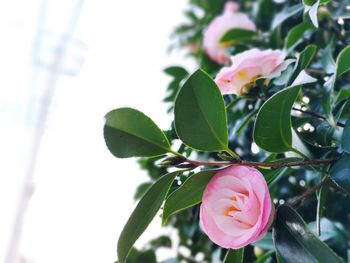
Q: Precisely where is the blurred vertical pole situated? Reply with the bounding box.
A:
[5,0,85,262]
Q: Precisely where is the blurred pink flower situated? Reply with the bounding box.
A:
[200,165,274,249]
[215,48,286,95]
[203,2,256,64]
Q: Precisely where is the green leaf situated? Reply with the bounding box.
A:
[162,170,216,223]
[342,119,350,153]
[255,250,275,263]
[330,154,350,194]
[316,179,331,235]
[164,66,189,79]
[285,23,314,49]
[303,0,316,5]
[304,0,320,28]
[276,253,283,263]
[336,90,350,104]
[304,0,332,4]
[233,109,258,136]
[273,205,344,263]
[290,45,318,84]
[104,108,171,158]
[264,168,287,185]
[254,86,301,153]
[272,4,304,29]
[134,182,153,200]
[117,172,179,263]
[321,41,336,74]
[125,248,157,263]
[336,45,350,77]
[220,28,257,43]
[224,248,244,263]
[174,69,229,152]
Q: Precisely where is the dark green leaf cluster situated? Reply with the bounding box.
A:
[104,0,350,262]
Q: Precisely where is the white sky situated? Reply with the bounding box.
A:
[0,0,195,262]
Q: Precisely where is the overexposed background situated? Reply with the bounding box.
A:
[0,0,195,262]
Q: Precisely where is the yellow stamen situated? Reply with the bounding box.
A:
[230,196,237,202]
[224,205,240,216]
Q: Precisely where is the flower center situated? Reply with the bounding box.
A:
[223,190,251,218]
[224,205,241,216]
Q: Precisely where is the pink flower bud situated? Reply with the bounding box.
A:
[215,48,286,95]
[200,165,274,249]
[203,2,256,64]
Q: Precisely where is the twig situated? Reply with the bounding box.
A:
[292,107,345,128]
[181,157,338,169]
[292,107,326,120]
[287,177,330,207]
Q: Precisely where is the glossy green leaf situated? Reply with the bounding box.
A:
[341,119,350,153]
[321,41,336,74]
[272,4,304,29]
[304,0,320,28]
[342,119,350,153]
[117,172,179,263]
[104,108,171,158]
[273,205,344,263]
[174,69,229,152]
[290,45,318,84]
[338,101,350,119]
[316,179,331,235]
[224,248,244,263]
[162,170,216,223]
[336,90,350,104]
[285,23,314,49]
[220,28,257,43]
[304,0,332,4]
[264,168,287,184]
[233,109,258,136]
[287,23,315,49]
[254,86,301,153]
[303,0,315,5]
[276,252,283,263]
[330,154,350,194]
[336,45,350,77]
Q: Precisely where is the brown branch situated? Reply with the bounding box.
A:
[287,177,330,207]
[292,106,326,120]
[181,158,338,169]
[292,107,345,128]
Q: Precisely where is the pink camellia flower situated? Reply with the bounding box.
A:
[215,48,287,95]
[200,165,274,249]
[203,2,256,64]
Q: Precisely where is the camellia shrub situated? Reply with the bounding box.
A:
[104,0,350,262]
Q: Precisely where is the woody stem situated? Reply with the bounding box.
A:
[180,158,337,169]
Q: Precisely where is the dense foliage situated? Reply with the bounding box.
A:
[105,1,350,262]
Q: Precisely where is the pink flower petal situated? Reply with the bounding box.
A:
[200,165,274,249]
